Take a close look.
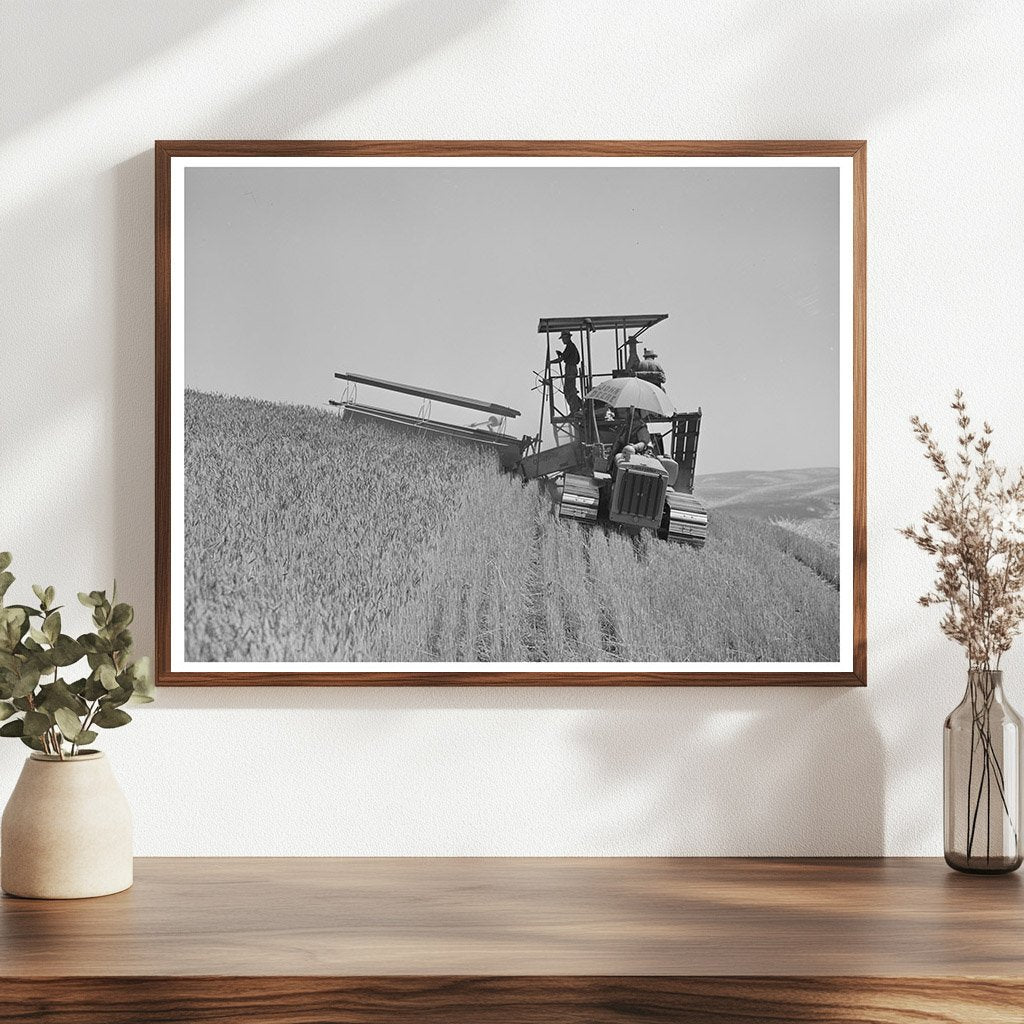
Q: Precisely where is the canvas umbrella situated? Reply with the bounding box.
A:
[584,377,675,417]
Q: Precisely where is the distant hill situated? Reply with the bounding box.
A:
[695,467,839,524]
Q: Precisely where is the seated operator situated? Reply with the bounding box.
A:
[636,348,666,389]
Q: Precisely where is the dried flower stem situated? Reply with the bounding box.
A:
[904,391,1024,864]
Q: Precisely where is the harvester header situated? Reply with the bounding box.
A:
[334,372,520,419]
[330,372,525,450]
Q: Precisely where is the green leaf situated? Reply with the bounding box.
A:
[6,604,42,619]
[92,705,132,729]
[0,719,24,737]
[22,711,51,738]
[0,607,26,651]
[77,633,111,655]
[42,611,60,644]
[36,679,88,716]
[83,675,108,701]
[19,734,45,752]
[130,655,151,678]
[53,707,85,741]
[74,730,97,747]
[0,572,14,601]
[78,592,100,608]
[110,603,133,630]
[11,666,41,699]
[127,657,155,702]
[44,586,55,609]
[49,635,85,668]
[104,684,132,708]
[0,553,11,573]
[28,627,49,646]
[98,663,118,690]
[0,701,16,721]
[31,584,47,608]
[3,607,27,628]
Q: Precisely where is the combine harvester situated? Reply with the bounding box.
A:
[332,313,708,547]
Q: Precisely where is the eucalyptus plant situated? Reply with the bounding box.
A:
[0,552,153,759]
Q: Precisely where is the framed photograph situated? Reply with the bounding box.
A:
[156,141,865,686]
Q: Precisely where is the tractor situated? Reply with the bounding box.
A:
[331,313,708,547]
[513,314,708,546]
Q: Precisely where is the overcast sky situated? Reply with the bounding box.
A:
[184,165,839,475]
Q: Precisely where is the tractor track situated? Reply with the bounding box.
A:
[787,549,840,591]
[578,528,623,661]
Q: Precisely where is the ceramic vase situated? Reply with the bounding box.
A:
[1,751,133,898]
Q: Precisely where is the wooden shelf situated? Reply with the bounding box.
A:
[2,857,1021,1022]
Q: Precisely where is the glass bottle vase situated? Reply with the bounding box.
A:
[944,669,1023,873]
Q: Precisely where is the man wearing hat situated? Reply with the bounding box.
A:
[625,334,642,373]
[637,347,666,389]
[554,330,581,413]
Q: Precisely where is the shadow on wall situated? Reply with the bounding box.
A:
[0,1,242,138]
[146,681,885,856]
[112,151,155,652]
[205,0,508,136]
[572,687,884,855]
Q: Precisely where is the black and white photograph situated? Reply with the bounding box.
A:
[161,146,861,682]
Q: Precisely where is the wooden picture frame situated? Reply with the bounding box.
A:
[156,140,866,686]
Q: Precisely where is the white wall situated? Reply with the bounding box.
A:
[2,0,1022,855]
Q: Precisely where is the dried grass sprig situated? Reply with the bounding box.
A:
[902,391,1024,670]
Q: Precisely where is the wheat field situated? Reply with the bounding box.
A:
[184,391,839,663]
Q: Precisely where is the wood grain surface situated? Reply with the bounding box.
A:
[2,858,1020,1023]
[0,976,1021,1024]
[154,139,867,688]
[3,857,1021,977]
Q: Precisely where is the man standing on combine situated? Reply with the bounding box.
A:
[555,329,581,413]
[625,334,642,373]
